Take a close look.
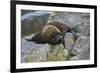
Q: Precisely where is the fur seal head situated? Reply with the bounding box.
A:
[41,25,63,44]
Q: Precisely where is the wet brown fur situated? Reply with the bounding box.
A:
[26,21,72,46]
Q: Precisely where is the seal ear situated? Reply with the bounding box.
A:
[25,33,46,44]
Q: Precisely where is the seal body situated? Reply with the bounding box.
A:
[26,21,75,47]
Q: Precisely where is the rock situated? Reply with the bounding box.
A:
[48,12,90,36]
[21,36,69,62]
[47,44,69,61]
[48,12,71,27]
[64,33,75,52]
[70,36,90,60]
[75,22,90,36]
[21,41,50,63]
[21,35,51,62]
[21,11,52,37]
[70,49,90,60]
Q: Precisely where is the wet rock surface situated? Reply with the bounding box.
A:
[21,10,90,63]
[70,36,90,60]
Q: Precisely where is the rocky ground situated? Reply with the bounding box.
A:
[21,10,90,63]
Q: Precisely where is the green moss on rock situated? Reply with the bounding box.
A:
[47,44,69,61]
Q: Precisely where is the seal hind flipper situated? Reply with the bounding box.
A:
[25,33,47,44]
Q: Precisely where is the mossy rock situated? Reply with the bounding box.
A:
[47,44,69,61]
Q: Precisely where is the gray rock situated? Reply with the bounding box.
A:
[71,49,90,60]
[75,22,90,36]
[64,33,75,52]
[48,12,90,36]
[48,12,72,27]
[21,35,69,63]
[21,35,50,62]
[21,42,50,63]
[70,36,90,60]
[48,12,90,27]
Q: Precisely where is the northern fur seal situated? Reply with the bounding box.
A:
[26,21,77,47]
